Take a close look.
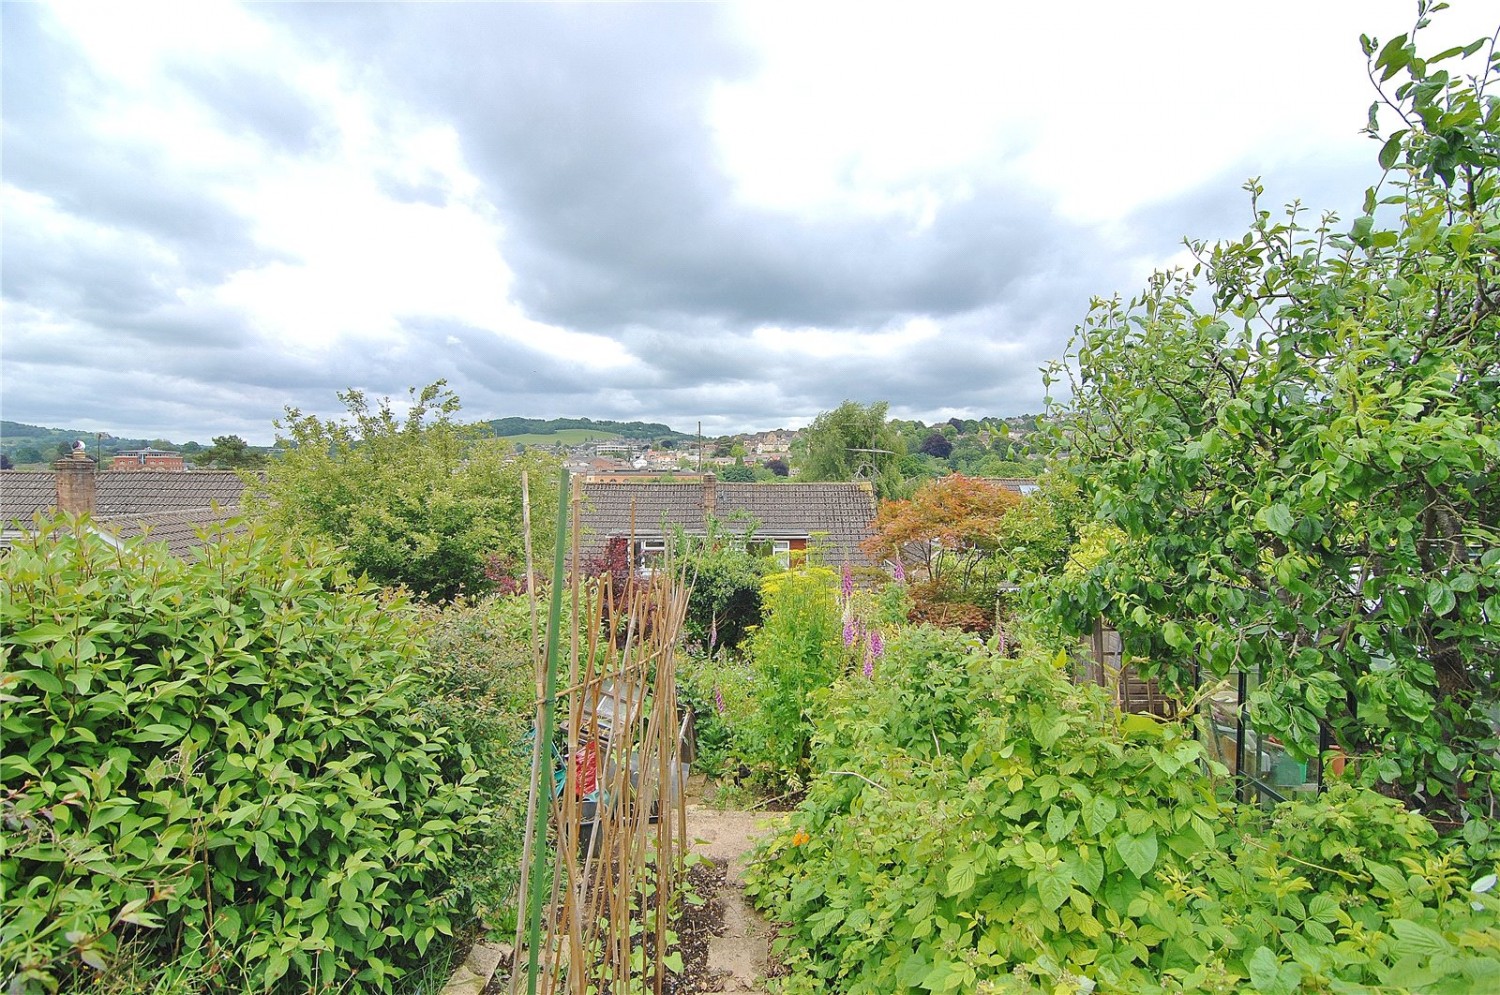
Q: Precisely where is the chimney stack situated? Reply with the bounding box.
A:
[702,472,716,519]
[54,450,98,517]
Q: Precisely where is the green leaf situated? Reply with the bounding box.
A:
[1035,864,1073,912]
[1114,832,1158,878]
[1389,919,1451,959]
[945,861,976,897]
[1426,580,1456,617]
[14,669,64,694]
[1247,946,1281,993]
[1378,133,1405,170]
[1257,504,1295,537]
[1085,796,1117,837]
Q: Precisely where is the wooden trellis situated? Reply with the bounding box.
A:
[1083,619,1176,718]
[511,471,693,995]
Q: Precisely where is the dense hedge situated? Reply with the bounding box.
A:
[1,519,498,992]
[746,627,1500,993]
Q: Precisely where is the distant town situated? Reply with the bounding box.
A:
[0,413,1049,480]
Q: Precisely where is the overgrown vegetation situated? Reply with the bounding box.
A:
[251,381,560,602]
[0,520,522,993]
[863,474,1023,635]
[1048,11,1500,820]
[680,563,911,794]
[746,630,1500,994]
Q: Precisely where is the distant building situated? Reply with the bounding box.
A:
[111,448,185,472]
[573,474,878,572]
[981,477,1040,497]
[593,440,638,459]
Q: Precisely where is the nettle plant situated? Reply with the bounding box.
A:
[745,628,1500,994]
[1,519,493,993]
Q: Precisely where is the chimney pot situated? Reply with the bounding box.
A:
[54,452,98,517]
[702,472,716,519]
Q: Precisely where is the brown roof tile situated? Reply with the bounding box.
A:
[1,469,248,558]
[97,471,247,514]
[0,471,57,523]
[575,478,877,566]
[99,508,246,559]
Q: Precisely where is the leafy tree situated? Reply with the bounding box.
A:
[798,400,907,499]
[763,457,789,477]
[11,445,43,466]
[679,518,772,652]
[863,475,1021,633]
[200,433,265,468]
[1050,16,1499,818]
[863,474,1021,587]
[250,381,560,601]
[994,470,1087,584]
[0,454,11,470]
[918,431,953,459]
[718,464,756,482]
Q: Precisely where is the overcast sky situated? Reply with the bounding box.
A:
[3,2,1495,444]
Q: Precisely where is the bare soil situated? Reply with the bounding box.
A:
[485,802,774,995]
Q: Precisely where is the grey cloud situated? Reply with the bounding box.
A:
[265,4,1090,335]
[6,1,1375,446]
[2,5,264,284]
[168,59,327,156]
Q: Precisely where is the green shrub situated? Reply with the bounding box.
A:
[678,527,768,653]
[1,519,496,992]
[745,631,1500,993]
[414,596,538,933]
[675,648,749,780]
[735,567,843,791]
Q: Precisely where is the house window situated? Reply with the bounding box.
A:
[747,539,792,569]
[632,538,667,574]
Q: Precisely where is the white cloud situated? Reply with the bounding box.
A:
[5,0,1495,443]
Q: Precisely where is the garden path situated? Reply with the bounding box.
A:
[686,804,774,993]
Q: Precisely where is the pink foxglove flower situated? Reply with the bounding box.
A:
[713,686,726,714]
[862,656,874,679]
[892,559,905,583]
[840,563,854,601]
[843,616,858,648]
[869,630,884,660]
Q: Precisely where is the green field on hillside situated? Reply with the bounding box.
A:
[501,428,620,447]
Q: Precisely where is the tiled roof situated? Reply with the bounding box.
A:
[99,508,246,559]
[97,471,246,515]
[575,478,878,566]
[0,472,57,523]
[1,469,248,558]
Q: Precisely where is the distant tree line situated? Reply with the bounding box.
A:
[487,416,692,441]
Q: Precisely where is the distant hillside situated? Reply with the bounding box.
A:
[486,417,692,442]
[0,421,187,465]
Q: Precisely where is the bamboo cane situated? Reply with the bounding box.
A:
[524,467,570,995]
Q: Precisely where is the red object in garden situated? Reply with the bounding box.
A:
[574,740,599,797]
